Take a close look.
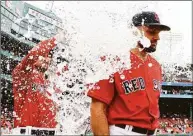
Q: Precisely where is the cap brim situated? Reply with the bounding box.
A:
[145,23,171,31]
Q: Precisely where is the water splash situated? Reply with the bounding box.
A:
[9,1,191,135]
[43,1,192,135]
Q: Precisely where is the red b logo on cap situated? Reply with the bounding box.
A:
[154,13,160,22]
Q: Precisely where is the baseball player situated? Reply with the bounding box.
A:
[12,32,66,128]
[87,11,170,135]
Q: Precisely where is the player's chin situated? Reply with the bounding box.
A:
[151,42,157,47]
[151,46,156,52]
[151,45,157,50]
[150,43,157,50]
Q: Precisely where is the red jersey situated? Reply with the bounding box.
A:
[12,37,57,128]
[87,51,162,130]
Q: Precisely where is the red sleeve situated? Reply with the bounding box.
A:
[12,38,56,127]
[87,77,115,105]
[12,37,56,75]
[12,37,56,91]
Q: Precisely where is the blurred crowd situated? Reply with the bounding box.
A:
[1,109,13,135]
[161,89,193,95]
[161,63,193,83]
[157,113,193,134]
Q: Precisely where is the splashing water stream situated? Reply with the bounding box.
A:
[47,1,192,135]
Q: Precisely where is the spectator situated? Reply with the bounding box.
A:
[1,124,10,135]
[158,113,192,134]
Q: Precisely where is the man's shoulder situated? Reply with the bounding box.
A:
[148,54,161,67]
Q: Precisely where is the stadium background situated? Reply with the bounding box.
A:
[1,1,192,135]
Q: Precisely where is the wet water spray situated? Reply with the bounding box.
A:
[44,1,192,135]
[10,1,191,135]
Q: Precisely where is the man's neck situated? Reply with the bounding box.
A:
[131,47,149,61]
[140,49,148,58]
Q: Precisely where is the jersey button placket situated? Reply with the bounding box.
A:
[145,58,151,84]
[144,59,154,118]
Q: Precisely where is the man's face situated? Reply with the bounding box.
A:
[142,26,161,50]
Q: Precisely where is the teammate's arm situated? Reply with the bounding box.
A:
[12,37,56,91]
[90,98,109,136]
[12,37,56,74]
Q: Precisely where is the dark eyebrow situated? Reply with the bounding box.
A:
[147,27,156,31]
[147,26,162,32]
[146,28,160,33]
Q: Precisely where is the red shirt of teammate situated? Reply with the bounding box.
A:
[12,37,57,128]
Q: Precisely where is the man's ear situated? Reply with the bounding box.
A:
[137,26,142,31]
[132,26,142,37]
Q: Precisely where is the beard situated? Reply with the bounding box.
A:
[143,46,156,53]
[138,41,157,53]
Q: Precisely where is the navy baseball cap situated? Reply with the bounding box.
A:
[132,11,170,31]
